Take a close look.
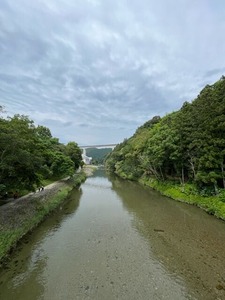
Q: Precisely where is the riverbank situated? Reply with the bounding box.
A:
[139,176,225,221]
[1,169,225,299]
[0,168,94,265]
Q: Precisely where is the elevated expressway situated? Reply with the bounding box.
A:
[79,143,118,164]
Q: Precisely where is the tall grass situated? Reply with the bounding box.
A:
[140,176,225,221]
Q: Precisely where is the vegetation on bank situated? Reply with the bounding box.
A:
[140,177,225,220]
[0,171,87,265]
[0,107,83,197]
[0,105,93,264]
[69,171,86,187]
[0,186,71,263]
[105,76,225,219]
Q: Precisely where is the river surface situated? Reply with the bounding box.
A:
[0,170,225,300]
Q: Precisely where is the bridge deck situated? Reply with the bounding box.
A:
[79,144,117,148]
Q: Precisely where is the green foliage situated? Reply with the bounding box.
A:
[0,229,24,262]
[0,186,69,263]
[50,152,74,177]
[70,171,86,187]
[85,148,112,164]
[0,170,86,263]
[140,176,225,220]
[64,142,82,170]
[0,184,6,193]
[0,114,82,194]
[106,76,225,192]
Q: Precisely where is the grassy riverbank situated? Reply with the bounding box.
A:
[140,176,225,221]
[0,171,87,265]
[0,187,71,263]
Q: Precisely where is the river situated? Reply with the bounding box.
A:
[0,169,225,300]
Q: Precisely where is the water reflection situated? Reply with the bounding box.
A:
[63,187,82,215]
[0,187,82,300]
[110,174,225,300]
[1,172,225,300]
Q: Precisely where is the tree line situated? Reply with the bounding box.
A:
[105,76,225,195]
[86,147,112,165]
[0,110,82,195]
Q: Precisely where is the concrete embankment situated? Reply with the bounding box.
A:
[0,167,95,265]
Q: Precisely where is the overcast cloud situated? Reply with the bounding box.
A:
[1,0,225,145]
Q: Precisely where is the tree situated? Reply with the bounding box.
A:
[0,113,81,193]
[0,115,43,191]
[64,142,82,170]
[106,76,225,191]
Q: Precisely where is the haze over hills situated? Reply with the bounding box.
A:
[86,148,112,164]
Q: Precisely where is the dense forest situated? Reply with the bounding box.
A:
[0,109,82,195]
[106,77,225,195]
[86,147,112,164]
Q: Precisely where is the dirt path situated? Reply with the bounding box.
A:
[0,178,70,231]
[0,166,96,231]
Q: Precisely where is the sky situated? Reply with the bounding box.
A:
[0,0,225,146]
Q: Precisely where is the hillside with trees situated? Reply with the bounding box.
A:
[105,77,225,204]
[86,147,112,164]
[0,110,82,196]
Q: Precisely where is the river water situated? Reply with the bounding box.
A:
[0,169,225,300]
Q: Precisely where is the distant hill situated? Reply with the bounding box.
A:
[86,148,112,164]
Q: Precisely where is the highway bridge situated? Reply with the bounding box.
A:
[79,143,118,149]
[80,143,118,164]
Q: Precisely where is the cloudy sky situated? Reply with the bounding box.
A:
[0,0,225,145]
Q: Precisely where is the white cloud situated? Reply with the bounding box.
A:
[0,0,225,145]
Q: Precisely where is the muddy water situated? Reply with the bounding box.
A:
[0,170,225,300]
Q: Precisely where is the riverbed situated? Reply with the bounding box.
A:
[0,169,225,299]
